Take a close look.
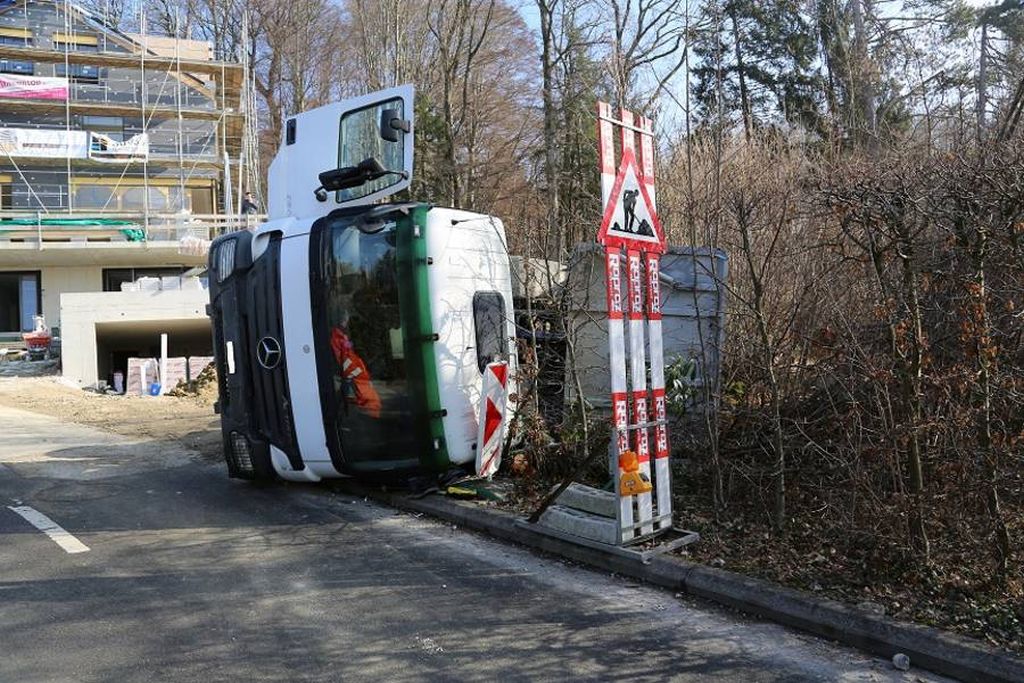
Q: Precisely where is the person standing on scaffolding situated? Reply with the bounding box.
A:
[241,191,259,229]
[241,191,259,215]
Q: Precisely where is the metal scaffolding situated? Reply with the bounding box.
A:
[0,0,260,241]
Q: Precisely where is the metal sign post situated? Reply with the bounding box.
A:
[523,102,698,560]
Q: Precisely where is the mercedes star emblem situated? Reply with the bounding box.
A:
[256,336,282,370]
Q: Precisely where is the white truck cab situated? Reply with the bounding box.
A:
[207,86,516,482]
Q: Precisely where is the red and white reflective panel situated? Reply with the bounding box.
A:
[620,108,637,154]
[646,254,668,461]
[646,253,672,520]
[626,249,654,534]
[605,248,634,537]
[597,101,617,209]
[604,249,627,458]
[476,361,509,478]
[638,115,657,209]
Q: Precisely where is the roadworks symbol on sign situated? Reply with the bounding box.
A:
[597,148,665,253]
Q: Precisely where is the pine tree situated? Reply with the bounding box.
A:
[692,0,822,136]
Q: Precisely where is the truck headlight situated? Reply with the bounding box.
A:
[217,239,237,282]
[229,431,253,473]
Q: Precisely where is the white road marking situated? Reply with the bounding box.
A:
[7,505,90,554]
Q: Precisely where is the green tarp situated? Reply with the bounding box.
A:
[0,218,146,242]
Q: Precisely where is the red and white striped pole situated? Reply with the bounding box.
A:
[597,102,617,207]
[637,114,672,523]
[620,109,654,535]
[597,101,634,540]
[604,250,633,537]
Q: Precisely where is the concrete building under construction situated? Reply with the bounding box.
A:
[0,0,259,388]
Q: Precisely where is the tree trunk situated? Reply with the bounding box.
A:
[977,21,989,141]
[728,6,752,141]
[851,0,876,146]
[898,242,929,559]
[537,0,561,256]
[973,232,1011,575]
[737,207,785,533]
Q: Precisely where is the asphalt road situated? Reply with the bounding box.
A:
[0,405,953,682]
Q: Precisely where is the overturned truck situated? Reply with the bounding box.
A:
[207,86,516,482]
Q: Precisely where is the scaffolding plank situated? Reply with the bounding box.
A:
[0,96,240,121]
[0,43,242,77]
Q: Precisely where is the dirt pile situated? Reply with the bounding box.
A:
[167,363,218,403]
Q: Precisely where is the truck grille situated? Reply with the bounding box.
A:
[247,236,298,461]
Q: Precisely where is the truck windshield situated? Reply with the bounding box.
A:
[318,218,418,470]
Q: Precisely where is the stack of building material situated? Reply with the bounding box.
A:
[162,357,188,388]
[187,356,214,380]
[125,355,215,395]
[126,358,159,394]
[119,276,206,292]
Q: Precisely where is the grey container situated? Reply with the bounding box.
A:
[564,243,728,417]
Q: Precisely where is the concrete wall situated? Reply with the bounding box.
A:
[565,243,729,414]
[61,288,210,387]
[40,266,103,330]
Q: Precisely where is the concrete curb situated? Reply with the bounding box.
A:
[338,482,1023,683]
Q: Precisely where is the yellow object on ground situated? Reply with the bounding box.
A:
[618,450,652,496]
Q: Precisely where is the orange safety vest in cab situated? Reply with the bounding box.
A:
[330,327,382,418]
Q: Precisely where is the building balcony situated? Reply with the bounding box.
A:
[0,42,243,93]
[0,210,262,267]
[0,93,237,121]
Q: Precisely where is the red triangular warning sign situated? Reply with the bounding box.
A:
[597,149,665,253]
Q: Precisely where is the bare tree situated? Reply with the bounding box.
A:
[822,153,934,559]
[604,0,688,110]
[344,0,436,91]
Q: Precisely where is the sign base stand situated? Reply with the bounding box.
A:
[519,516,699,565]
[524,479,699,563]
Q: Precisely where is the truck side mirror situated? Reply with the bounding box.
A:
[380,107,411,142]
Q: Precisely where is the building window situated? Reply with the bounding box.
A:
[53,42,99,53]
[122,186,171,211]
[473,291,507,372]
[81,115,124,142]
[73,184,113,209]
[0,176,11,209]
[189,186,213,214]
[0,28,32,47]
[72,180,214,213]
[56,63,101,84]
[103,267,187,292]
[52,33,98,53]
[0,271,41,334]
[0,59,34,75]
[0,35,30,47]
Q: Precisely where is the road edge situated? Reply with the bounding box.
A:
[338,482,1022,683]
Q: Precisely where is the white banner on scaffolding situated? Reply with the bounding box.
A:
[0,128,149,162]
[0,74,68,100]
[0,127,88,159]
[89,133,149,163]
